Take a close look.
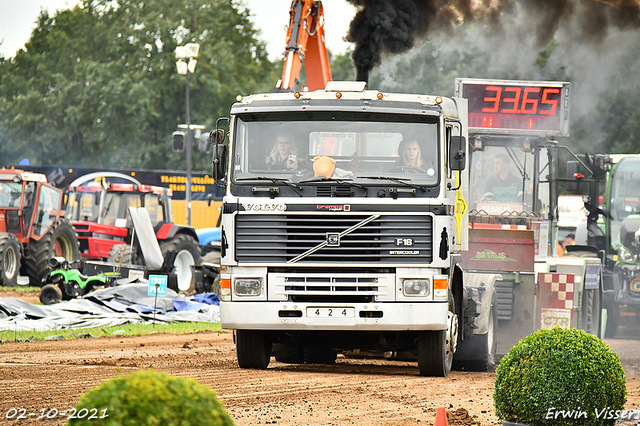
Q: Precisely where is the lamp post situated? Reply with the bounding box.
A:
[175,42,199,226]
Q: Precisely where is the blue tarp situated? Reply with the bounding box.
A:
[0,282,220,332]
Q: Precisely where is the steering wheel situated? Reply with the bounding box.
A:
[387,166,426,174]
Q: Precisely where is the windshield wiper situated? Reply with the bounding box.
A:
[297,177,368,192]
[235,177,303,196]
[358,176,427,192]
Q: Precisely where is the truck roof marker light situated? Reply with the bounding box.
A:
[294,92,301,99]
[336,92,342,99]
[236,95,243,102]
[434,279,448,289]
[377,93,383,99]
[435,96,443,104]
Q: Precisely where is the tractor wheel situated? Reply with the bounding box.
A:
[159,234,202,292]
[108,244,134,266]
[40,284,63,305]
[0,233,21,287]
[24,218,80,287]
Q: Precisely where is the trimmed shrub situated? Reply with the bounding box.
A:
[494,327,626,426]
[67,369,234,426]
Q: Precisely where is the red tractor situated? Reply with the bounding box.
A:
[64,172,202,291]
[0,168,80,287]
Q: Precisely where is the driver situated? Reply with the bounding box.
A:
[266,133,302,171]
[482,154,519,202]
[395,139,424,170]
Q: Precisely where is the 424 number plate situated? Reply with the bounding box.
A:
[307,307,355,318]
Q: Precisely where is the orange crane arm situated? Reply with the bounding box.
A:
[278,0,332,92]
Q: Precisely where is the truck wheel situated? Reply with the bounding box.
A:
[604,302,619,338]
[24,218,80,287]
[453,296,498,372]
[0,233,21,287]
[160,234,202,292]
[580,288,601,336]
[236,330,272,369]
[417,298,458,377]
[40,284,63,305]
[273,342,305,364]
[303,345,337,365]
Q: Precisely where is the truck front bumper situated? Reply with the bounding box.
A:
[220,301,448,331]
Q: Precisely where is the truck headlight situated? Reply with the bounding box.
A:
[401,278,430,296]
[234,278,262,296]
[620,246,635,263]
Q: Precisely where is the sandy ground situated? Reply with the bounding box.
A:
[0,290,639,426]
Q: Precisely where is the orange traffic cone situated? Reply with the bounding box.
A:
[434,407,448,426]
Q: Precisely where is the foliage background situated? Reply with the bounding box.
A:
[1,0,640,172]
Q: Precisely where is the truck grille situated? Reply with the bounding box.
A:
[271,273,393,303]
[235,214,433,264]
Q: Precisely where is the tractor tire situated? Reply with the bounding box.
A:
[40,284,63,305]
[108,244,134,266]
[0,233,21,287]
[24,218,80,287]
[159,234,202,292]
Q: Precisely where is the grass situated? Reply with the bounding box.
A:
[0,321,223,343]
[0,285,41,293]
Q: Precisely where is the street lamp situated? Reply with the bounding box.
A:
[175,42,200,226]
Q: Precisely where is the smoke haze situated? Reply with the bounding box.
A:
[346,0,640,82]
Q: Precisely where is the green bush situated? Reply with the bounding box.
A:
[494,327,626,426]
[67,369,234,426]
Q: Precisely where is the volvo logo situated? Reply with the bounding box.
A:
[242,203,287,211]
[326,233,340,246]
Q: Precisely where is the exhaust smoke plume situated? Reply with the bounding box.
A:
[346,0,640,82]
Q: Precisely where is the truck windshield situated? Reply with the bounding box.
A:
[469,145,549,219]
[609,157,640,250]
[231,112,439,185]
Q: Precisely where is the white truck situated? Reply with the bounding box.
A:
[211,81,470,376]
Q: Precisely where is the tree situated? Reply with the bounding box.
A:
[0,0,277,171]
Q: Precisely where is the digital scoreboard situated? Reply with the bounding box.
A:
[455,79,570,136]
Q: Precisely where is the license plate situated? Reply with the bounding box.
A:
[307,307,355,318]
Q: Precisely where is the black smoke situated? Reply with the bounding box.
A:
[346,0,640,82]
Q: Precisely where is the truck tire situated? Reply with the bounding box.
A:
[417,296,458,377]
[40,284,63,304]
[0,233,21,287]
[303,345,337,365]
[604,301,619,338]
[580,287,601,336]
[236,330,272,369]
[160,234,202,292]
[24,218,80,287]
[453,298,498,372]
[273,342,305,364]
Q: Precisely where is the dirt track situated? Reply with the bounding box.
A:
[1,291,639,425]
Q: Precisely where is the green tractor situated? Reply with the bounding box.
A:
[39,256,117,304]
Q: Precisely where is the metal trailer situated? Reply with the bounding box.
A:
[453,79,604,369]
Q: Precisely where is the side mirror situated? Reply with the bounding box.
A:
[566,160,580,192]
[209,129,225,145]
[449,135,466,171]
[213,144,228,181]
